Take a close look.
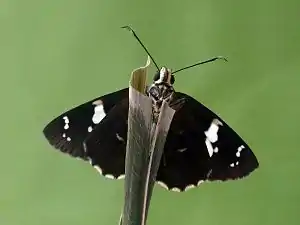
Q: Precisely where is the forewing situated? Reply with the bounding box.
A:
[156,92,259,191]
[43,88,129,160]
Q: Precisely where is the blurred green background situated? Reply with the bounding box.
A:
[1,0,299,225]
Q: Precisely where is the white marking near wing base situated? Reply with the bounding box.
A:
[205,140,220,157]
[66,137,71,142]
[92,100,106,124]
[205,119,223,143]
[205,139,214,157]
[204,119,223,157]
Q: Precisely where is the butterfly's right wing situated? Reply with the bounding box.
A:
[43,88,129,160]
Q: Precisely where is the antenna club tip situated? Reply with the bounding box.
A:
[121,25,133,32]
[217,56,228,62]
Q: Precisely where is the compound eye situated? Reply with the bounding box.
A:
[153,71,160,81]
[170,75,175,84]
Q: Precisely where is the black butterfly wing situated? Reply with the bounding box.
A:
[43,88,129,160]
[156,92,259,191]
[83,98,129,179]
[83,91,259,191]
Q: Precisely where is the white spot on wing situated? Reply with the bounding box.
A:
[230,160,240,168]
[62,133,71,141]
[204,119,223,157]
[117,174,125,180]
[197,180,204,186]
[63,116,70,130]
[170,187,181,192]
[157,181,169,190]
[238,145,245,151]
[116,133,124,142]
[236,145,245,157]
[93,165,103,175]
[205,119,223,143]
[88,126,93,133]
[205,139,214,157]
[87,157,92,164]
[92,104,106,124]
[105,174,115,179]
[184,184,196,191]
[230,145,245,168]
[177,147,187,152]
[157,180,205,192]
[63,116,69,124]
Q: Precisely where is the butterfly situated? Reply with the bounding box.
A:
[43,26,259,192]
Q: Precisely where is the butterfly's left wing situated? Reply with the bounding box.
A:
[43,88,129,160]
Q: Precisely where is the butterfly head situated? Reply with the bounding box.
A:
[153,67,175,86]
[148,67,175,111]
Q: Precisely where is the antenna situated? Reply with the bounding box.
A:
[172,56,228,74]
[121,25,160,71]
